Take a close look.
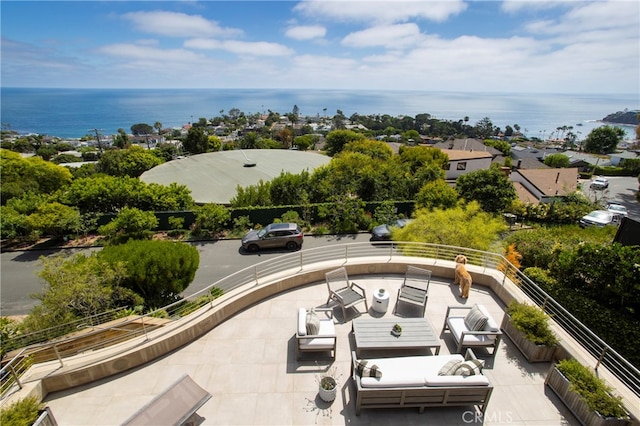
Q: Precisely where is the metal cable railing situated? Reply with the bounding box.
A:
[1,241,638,401]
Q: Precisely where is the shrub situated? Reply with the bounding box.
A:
[506,301,558,346]
[0,397,43,426]
[555,358,628,418]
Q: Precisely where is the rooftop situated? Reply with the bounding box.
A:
[42,276,584,425]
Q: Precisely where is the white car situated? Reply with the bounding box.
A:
[589,177,609,190]
[579,210,621,228]
[606,202,628,218]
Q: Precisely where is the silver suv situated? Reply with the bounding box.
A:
[241,223,304,252]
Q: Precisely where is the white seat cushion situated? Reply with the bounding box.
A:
[425,375,490,387]
[297,308,307,336]
[357,354,464,388]
[298,337,335,350]
[447,317,497,346]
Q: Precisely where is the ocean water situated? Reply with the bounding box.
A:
[1,87,637,140]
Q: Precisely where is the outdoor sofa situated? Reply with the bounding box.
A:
[351,349,492,415]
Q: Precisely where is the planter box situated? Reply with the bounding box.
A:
[545,366,630,426]
[501,314,557,363]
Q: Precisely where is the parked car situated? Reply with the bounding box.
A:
[606,202,628,218]
[370,219,413,241]
[579,210,621,228]
[589,176,609,190]
[241,223,303,252]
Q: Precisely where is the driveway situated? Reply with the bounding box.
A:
[580,176,640,220]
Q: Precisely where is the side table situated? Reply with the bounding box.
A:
[372,288,390,314]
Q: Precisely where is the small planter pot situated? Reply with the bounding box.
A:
[501,314,557,363]
[318,377,338,402]
[545,366,631,426]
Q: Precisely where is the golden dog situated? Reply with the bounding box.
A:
[454,254,472,298]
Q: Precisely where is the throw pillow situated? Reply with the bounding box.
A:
[454,359,485,377]
[355,360,383,378]
[306,309,320,335]
[438,359,463,376]
[464,305,488,331]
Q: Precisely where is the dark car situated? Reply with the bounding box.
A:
[370,219,413,241]
[241,222,304,252]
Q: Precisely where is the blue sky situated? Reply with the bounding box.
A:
[1,1,638,93]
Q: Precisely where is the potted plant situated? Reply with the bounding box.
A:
[545,358,630,426]
[316,366,340,403]
[501,301,558,362]
[391,323,402,337]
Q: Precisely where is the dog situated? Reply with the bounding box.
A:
[454,254,473,298]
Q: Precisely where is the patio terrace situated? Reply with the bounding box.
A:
[4,243,639,425]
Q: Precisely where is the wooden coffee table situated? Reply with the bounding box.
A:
[352,317,441,357]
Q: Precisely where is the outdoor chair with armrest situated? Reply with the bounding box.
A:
[393,265,431,317]
[325,267,368,321]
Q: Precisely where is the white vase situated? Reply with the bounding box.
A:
[318,377,337,402]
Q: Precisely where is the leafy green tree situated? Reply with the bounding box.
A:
[208,135,223,151]
[113,128,130,148]
[98,207,158,242]
[183,127,209,154]
[543,153,571,168]
[394,201,508,251]
[230,179,272,207]
[144,182,194,211]
[483,139,511,156]
[239,132,261,149]
[97,146,163,177]
[192,203,231,236]
[505,224,616,269]
[23,202,82,238]
[20,253,139,332]
[0,149,72,203]
[550,243,640,316]
[474,117,495,139]
[402,129,420,143]
[456,168,516,213]
[324,129,366,156]
[0,397,43,425]
[309,152,410,202]
[59,175,148,213]
[584,126,625,154]
[294,134,316,151]
[343,139,393,160]
[373,200,400,226]
[51,153,80,164]
[98,240,200,308]
[269,171,311,206]
[153,142,179,162]
[318,195,369,234]
[415,180,458,210]
[130,123,154,136]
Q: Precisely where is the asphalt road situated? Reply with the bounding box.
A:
[0,233,372,316]
[1,177,638,317]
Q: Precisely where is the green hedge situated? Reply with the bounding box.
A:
[524,267,640,369]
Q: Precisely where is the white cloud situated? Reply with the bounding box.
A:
[342,23,423,48]
[285,25,327,40]
[98,43,207,62]
[122,11,242,38]
[184,39,294,56]
[293,0,466,24]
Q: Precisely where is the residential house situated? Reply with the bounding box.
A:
[510,168,579,204]
[438,149,493,180]
[434,138,504,164]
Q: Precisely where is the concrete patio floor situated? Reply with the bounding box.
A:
[43,275,581,425]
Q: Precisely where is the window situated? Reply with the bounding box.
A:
[457,162,467,170]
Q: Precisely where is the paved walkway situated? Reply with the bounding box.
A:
[43,276,580,425]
